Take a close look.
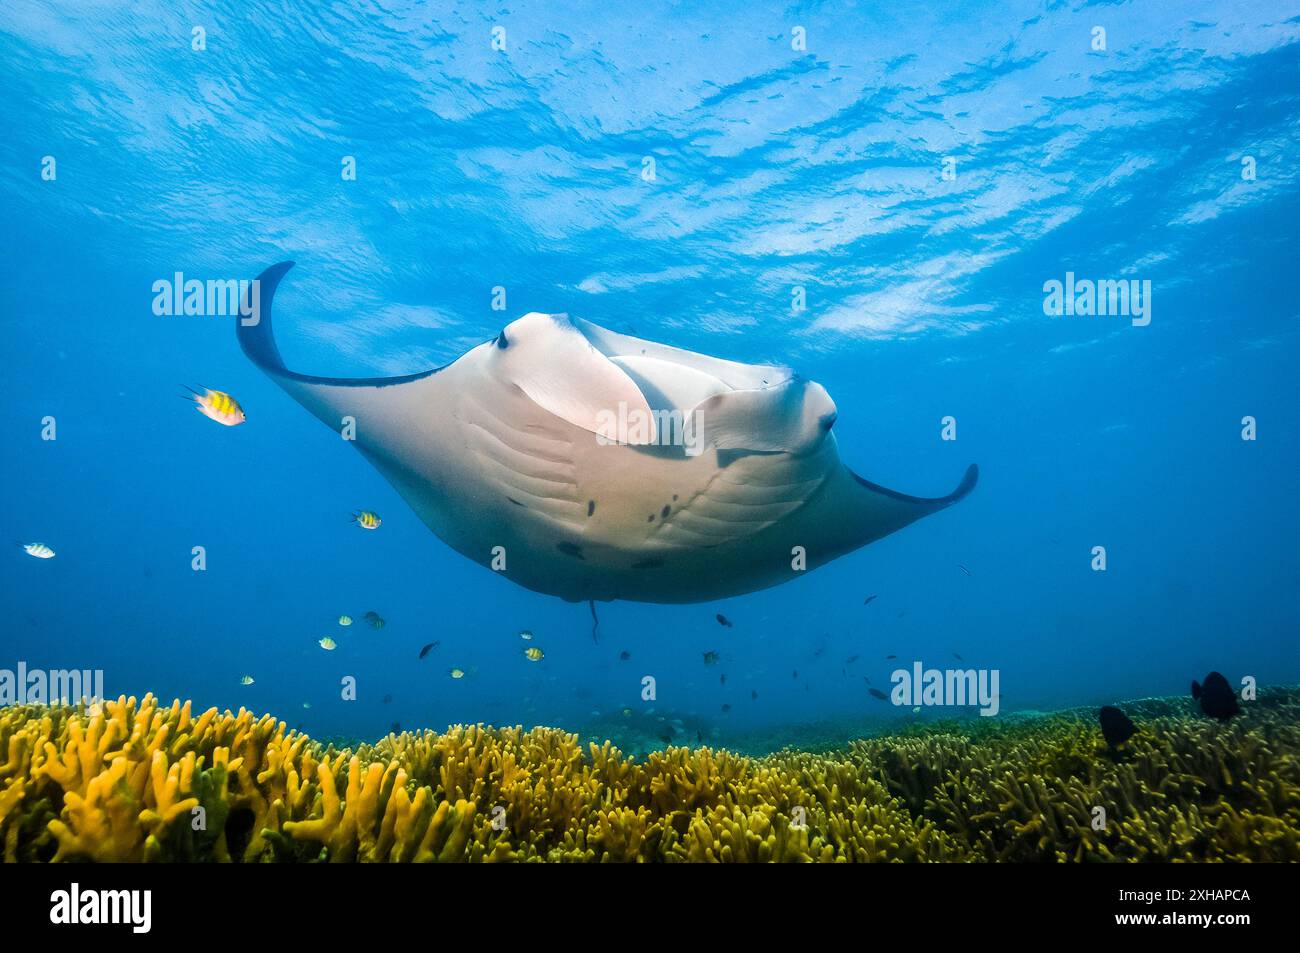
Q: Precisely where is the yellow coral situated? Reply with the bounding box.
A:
[0,688,1296,862]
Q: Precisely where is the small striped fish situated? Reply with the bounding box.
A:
[22,542,55,559]
[187,386,246,426]
[352,510,382,530]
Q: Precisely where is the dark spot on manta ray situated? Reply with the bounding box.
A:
[672,494,678,501]
[507,497,524,507]
[647,514,655,522]
[587,500,595,517]
[556,542,584,559]
[661,504,671,518]
[631,557,663,569]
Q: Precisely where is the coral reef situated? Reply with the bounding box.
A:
[1,688,1296,862]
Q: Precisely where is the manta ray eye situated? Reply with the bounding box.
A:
[496,330,509,349]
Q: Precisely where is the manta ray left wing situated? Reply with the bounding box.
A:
[236,261,456,437]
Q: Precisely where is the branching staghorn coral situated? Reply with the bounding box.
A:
[0,688,1296,862]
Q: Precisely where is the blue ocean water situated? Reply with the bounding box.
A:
[1,1,1297,752]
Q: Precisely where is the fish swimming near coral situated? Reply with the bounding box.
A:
[1098,705,1137,749]
[1192,671,1241,721]
[20,542,55,559]
[715,613,732,628]
[239,263,978,604]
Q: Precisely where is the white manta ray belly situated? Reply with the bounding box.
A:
[238,262,978,604]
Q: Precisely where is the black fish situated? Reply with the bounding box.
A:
[844,655,859,665]
[813,645,826,657]
[703,651,719,665]
[1192,672,1241,721]
[619,650,631,661]
[862,676,872,686]
[792,670,798,679]
[382,694,392,704]
[953,652,964,661]
[389,722,401,734]
[715,613,733,628]
[863,595,877,605]
[720,674,726,685]
[885,654,897,660]
[721,704,731,712]
[751,690,758,700]
[418,641,439,659]
[1098,706,1136,749]
[868,688,888,701]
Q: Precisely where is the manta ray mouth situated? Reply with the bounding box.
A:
[570,317,793,417]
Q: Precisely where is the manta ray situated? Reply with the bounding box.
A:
[238,262,976,605]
